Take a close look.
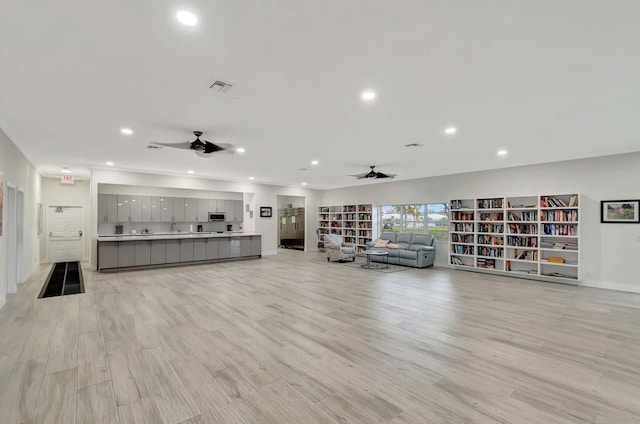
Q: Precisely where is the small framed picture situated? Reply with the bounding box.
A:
[260,206,272,218]
[601,200,640,223]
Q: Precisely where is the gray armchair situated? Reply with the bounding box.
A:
[325,233,356,262]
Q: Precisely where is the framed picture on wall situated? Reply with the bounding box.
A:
[601,200,640,223]
[260,206,272,218]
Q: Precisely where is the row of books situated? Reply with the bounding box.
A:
[358,222,372,229]
[451,257,465,265]
[452,234,474,243]
[540,195,578,208]
[452,245,474,255]
[478,235,503,246]
[358,214,372,220]
[477,247,503,257]
[479,212,503,221]
[507,236,538,247]
[450,200,469,210]
[358,230,372,236]
[452,223,474,232]
[540,240,578,250]
[452,211,474,221]
[512,250,538,261]
[508,211,537,222]
[477,258,497,269]
[542,224,576,236]
[478,198,504,209]
[541,210,578,222]
[507,224,538,234]
[478,223,504,233]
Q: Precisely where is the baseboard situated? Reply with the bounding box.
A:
[578,279,640,294]
[262,250,277,256]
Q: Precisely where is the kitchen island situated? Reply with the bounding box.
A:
[97,232,261,272]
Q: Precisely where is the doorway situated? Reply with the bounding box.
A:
[17,189,24,284]
[46,206,84,262]
[277,195,305,251]
[6,185,17,294]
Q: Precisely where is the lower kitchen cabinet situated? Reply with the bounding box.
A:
[219,239,230,259]
[118,241,135,268]
[250,236,261,256]
[150,240,166,264]
[193,239,207,261]
[165,239,180,263]
[206,239,219,260]
[240,237,252,257]
[230,238,241,257]
[134,241,151,266]
[98,242,118,269]
[180,239,194,262]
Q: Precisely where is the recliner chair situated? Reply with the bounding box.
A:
[324,233,356,262]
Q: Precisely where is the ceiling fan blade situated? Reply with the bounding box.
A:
[349,172,370,178]
[195,151,216,158]
[151,142,192,150]
[376,172,396,178]
[203,141,236,154]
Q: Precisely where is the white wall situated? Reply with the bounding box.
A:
[323,152,640,293]
[277,195,305,209]
[0,129,41,309]
[40,178,91,262]
[90,169,323,269]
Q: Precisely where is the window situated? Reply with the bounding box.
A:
[380,203,449,240]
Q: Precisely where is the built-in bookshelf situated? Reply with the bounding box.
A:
[317,204,377,250]
[449,194,580,283]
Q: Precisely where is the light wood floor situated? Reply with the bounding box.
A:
[1,250,640,424]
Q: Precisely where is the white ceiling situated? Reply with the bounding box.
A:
[1,1,639,189]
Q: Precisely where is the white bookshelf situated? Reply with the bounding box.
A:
[317,204,376,250]
[449,194,580,283]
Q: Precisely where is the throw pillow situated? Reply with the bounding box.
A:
[386,243,402,249]
[373,239,390,248]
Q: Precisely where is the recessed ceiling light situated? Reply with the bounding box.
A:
[236,147,246,153]
[121,128,133,135]
[176,10,198,26]
[106,161,114,166]
[61,168,72,174]
[445,127,457,135]
[302,182,308,186]
[249,176,255,180]
[311,160,319,165]
[187,170,194,174]
[361,91,376,101]
[497,150,508,156]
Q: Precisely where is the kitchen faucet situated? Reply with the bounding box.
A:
[170,222,177,232]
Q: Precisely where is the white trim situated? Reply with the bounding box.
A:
[0,295,5,309]
[578,279,640,294]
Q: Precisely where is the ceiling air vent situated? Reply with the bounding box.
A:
[405,143,424,148]
[209,80,234,93]
[147,145,162,150]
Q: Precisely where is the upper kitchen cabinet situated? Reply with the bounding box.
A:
[224,200,244,221]
[129,195,143,222]
[184,199,197,222]
[151,197,162,222]
[173,198,185,222]
[117,195,131,222]
[197,199,209,222]
[159,197,173,222]
[209,199,223,213]
[142,196,152,222]
[235,200,244,222]
[98,194,118,223]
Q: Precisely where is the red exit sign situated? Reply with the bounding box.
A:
[60,175,75,184]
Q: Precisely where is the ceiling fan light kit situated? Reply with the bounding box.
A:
[350,166,396,180]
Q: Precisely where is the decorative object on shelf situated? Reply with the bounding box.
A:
[600,200,640,223]
[260,206,272,218]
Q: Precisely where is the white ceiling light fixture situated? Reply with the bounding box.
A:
[361,91,376,101]
[106,161,114,166]
[61,168,72,173]
[249,176,255,180]
[497,149,508,156]
[302,182,307,186]
[187,170,194,174]
[236,147,246,153]
[445,127,457,135]
[176,10,198,26]
[311,160,319,165]
[120,128,133,135]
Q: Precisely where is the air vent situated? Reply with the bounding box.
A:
[209,80,234,93]
[405,143,424,148]
[298,168,309,171]
[147,145,162,150]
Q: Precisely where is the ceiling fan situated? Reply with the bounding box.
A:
[150,131,235,158]
[350,166,396,179]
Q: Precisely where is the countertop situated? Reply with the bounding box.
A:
[98,232,261,242]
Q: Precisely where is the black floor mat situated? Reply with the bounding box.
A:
[39,261,84,298]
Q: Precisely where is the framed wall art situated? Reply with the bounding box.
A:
[260,206,272,218]
[601,200,640,223]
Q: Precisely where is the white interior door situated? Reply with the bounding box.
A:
[17,190,24,284]
[6,185,17,294]
[47,206,84,262]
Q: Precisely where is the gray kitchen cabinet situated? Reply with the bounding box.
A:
[160,197,173,222]
[173,198,185,222]
[180,239,194,262]
[142,196,152,222]
[206,238,219,260]
[209,199,224,213]
[165,239,180,263]
[130,195,143,222]
[134,240,151,266]
[104,194,118,223]
[230,238,241,257]
[250,236,261,256]
[197,199,209,222]
[117,241,135,267]
[98,194,108,222]
[184,199,197,222]
[224,200,235,221]
[235,200,244,222]
[239,237,252,257]
[150,197,162,222]
[193,239,207,261]
[117,195,131,222]
[218,238,230,259]
[150,240,166,264]
[98,241,118,269]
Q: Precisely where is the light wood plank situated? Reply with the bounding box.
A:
[117,396,163,424]
[77,380,119,424]
[33,367,77,424]
[78,330,111,388]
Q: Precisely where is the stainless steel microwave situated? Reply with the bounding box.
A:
[208,212,226,221]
